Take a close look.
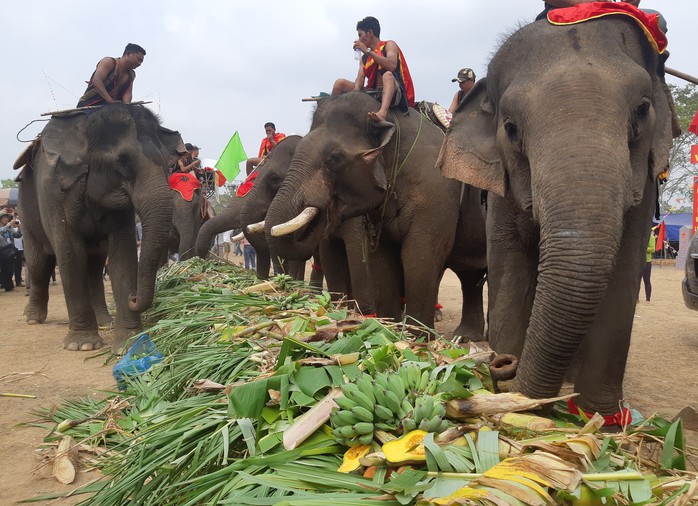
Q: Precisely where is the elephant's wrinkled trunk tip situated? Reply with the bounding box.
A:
[270,207,319,237]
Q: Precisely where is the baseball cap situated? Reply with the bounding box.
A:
[184,143,200,151]
[452,68,476,83]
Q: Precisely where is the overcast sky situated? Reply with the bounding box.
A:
[2,0,696,183]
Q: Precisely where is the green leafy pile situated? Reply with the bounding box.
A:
[25,259,696,505]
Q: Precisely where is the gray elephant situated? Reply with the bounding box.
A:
[438,15,673,419]
[195,137,321,289]
[14,104,182,351]
[265,92,487,333]
[168,176,213,261]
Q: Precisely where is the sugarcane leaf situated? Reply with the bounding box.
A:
[443,445,476,473]
[258,431,283,454]
[291,390,317,407]
[325,365,345,386]
[476,430,501,472]
[237,418,258,457]
[423,433,454,472]
[326,334,364,355]
[294,367,331,398]
[421,477,472,500]
[628,476,653,503]
[229,378,268,418]
[340,363,363,381]
[661,419,686,470]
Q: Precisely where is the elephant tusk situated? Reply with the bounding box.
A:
[231,232,245,242]
[271,207,319,237]
[246,221,265,234]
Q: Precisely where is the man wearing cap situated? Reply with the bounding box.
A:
[77,43,146,107]
[332,16,415,122]
[448,68,476,113]
[245,122,286,175]
[171,143,201,175]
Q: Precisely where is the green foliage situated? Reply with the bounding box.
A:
[662,84,698,213]
[0,178,17,188]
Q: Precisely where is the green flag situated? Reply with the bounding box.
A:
[215,131,247,181]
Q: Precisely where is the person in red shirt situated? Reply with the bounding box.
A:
[245,122,286,175]
[332,16,415,122]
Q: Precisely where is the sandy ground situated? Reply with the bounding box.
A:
[0,261,696,504]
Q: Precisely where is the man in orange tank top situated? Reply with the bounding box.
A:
[332,16,415,122]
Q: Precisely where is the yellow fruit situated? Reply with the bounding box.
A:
[383,430,428,465]
[337,444,371,473]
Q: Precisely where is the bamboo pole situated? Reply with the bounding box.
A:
[665,67,698,86]
[41,100,152,117]
[53,436,79,484]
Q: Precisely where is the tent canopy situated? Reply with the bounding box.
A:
[0,188,18,207]
[653,213,692,242]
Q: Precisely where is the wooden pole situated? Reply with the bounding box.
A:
[41,100,152,117]
[665,67,698,87]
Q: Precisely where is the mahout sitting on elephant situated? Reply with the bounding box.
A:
[265,92,487,334]
[438,11,673,421]
[14,104,183,351]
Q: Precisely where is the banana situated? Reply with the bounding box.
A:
[353,422,375,435]
[337,425,357,438]
[374,373,389,391]
[398,367,411,392]
[373,380,388,407]
[413,398,427,423]
[358,433,374,445]
[357,374,376,404]
[418,419,431,432]
[374,405,394,422]
[386,375,405,400]
[332,410,359,427]
[432,403,446,419]
[335,396,357,411]
[351,406,374,423]
[438,420,450,432]
[418,370,431,392]
[421,396,435,421]
[350,389,375,412]
[408,364,421,391]
[375,422,397,431]
[384,391,402,414]
[341,383,362,398]
[401,399,415,418]
[426,416,444,433]
[402,418,417,433]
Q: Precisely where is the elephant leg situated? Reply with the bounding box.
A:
[485,195,539,356]
[309,253,324,289]
[401,242,445,330]
[572,186,655,416]
[88,252,113,327]
[367,240,403,321]
[107,221,141,353]
[24,247,55,325]
[451,267,487,341]
[341,228,375,315]
[56,242,103,351]
[287,260,306,282]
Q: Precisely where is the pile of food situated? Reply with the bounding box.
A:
[29,259,696,505]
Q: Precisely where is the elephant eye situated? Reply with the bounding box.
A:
[326,150,346,169]
[636,97,651,118]
[503,118,518,141]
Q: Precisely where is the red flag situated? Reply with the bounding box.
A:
[689,110,698,136]
[693,176,698,235]
[655,221,665,252]
[213,169,227,187]
[691,145,698,165]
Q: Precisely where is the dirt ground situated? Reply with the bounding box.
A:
[1,261,696,504]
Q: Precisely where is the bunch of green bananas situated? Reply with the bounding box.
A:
[331,363,449,446]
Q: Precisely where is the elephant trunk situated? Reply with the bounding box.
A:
[513,136,628,403]
[195,197,245,258]
[128,167,174,313]
[265,168,327,261]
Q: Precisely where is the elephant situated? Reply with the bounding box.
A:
[437,14,673,419]
[14,104,182,351]
[264,92,487,333]
[167,180,214,262]
[195,136,320,285]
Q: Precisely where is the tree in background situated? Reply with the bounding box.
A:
[1,179,17,189]
[661,84,698,213]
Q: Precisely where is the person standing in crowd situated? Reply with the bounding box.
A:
[448,68,476,112]
[76,43,146,107]
[246,123,286,175]
[233,228,243,256]
[242,235,256,271]
[640,227,657,304]
[0,211,19,292]
[332,16,415,122]
[12,216,25,287]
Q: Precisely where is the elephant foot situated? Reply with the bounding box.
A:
[111,328,141,355]
[63,330,104,351]
[96,311,114,328]
[451,323,485,342]
[24,304,48,325]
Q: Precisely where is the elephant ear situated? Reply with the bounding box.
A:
[41,115,90,191]
[358,119,395,191]
[13,137,40,171]
[649,77,673,180]
[437,78,506,197]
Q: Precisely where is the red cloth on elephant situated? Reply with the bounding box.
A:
[236,170,259,197]
[547,2,667,54]
[363,40,415,108]
[168,172,201,202]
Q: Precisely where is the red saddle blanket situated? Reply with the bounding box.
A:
[236,171,259,197]
[169,172,201,201]
[548,2,667,54]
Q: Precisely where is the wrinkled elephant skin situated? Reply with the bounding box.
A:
[265,93,487,331]
[438,17,673,417]
[15,105,180,351]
